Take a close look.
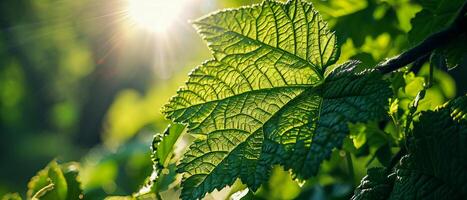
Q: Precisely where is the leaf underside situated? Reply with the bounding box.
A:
[352,95,467,199]
[162,0,391,199]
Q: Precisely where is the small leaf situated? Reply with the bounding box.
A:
[134,124,185,197]
[154,124,185,167]
[27,161,68,200]
[349,123,368,149]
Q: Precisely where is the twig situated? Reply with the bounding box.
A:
[31,182,55,200]
[376,1,467,74]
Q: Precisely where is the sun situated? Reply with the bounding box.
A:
[126,0,188,33]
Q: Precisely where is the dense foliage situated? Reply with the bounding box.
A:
[2,0,466,199]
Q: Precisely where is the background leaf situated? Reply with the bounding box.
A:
[351,168,394,200]
[352,94,467,199]
[408,0,467,70]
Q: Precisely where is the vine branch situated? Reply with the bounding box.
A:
[376,1,467,74]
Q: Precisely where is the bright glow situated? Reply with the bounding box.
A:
[127,0,188,33]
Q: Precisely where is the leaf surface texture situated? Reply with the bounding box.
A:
[163,1,391,199]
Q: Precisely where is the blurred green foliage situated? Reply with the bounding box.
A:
[0,0,466,199]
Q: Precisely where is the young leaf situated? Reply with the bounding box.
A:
[154,124,186,167]
[134,124,185,198]
[352,94,467,199]
[163,1,392,199]
[27,161,83,200]
[27,161,67,200]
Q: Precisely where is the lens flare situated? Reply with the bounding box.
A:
[126,0,188,33]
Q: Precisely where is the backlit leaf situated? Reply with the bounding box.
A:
[163,1,392,199]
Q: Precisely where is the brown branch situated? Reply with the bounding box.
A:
[376,1,467,74]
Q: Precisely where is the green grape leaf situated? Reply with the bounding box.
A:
[162,1,392,199]
[352,95,467,199]
[409,0,466,69]
[27,160,83,200]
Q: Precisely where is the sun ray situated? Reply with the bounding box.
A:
[125,0,190,33]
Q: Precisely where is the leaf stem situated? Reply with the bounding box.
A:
[345,152,355,186]
[376,1,467,74]
[31,182,55,200]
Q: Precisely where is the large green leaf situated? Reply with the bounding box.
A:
[163,1,391,199]
[352,95,467,199]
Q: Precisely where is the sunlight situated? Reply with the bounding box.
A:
[126,0,188,33]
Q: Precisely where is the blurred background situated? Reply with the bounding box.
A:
[0,0,465,199]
